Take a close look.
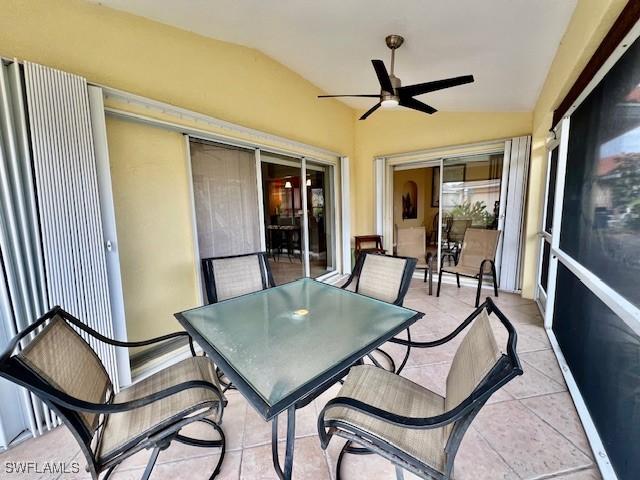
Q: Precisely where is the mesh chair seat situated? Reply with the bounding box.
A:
[441,263,485,277]
[325,365,447,471]
[99,356,222,459]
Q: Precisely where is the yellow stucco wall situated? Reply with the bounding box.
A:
[352,110,533,235]
[0,0,355,338]
[0,0,630,338]
[521,0,628,298]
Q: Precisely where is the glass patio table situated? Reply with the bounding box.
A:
[175,277,423,480]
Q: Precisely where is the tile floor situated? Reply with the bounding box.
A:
[0,280,601,480]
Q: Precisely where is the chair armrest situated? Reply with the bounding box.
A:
[21,375,224,416]
[389,299,488,348]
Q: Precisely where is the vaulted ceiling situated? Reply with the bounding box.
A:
[87,0,577,111]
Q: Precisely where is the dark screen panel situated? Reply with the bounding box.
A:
[560,34,640,308]
[552,264,640,479]
[540,241,551,293]
[544,148,558,234]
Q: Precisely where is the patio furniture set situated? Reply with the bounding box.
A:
[0,228,519,480]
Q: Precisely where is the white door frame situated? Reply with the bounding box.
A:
[376,139,509,288]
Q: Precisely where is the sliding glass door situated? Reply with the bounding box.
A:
[189,139,338,290]
[260,154,305,284]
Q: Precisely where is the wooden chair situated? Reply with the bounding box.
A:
[354,235,386,257]
[0,307,226,480]
[437,228,501,307]
[318,298,522,480]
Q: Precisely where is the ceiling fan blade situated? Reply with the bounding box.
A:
[359,103,381,120]
[371,60,394,93]
[398,75,474,97]
[399,97,437,115]
[318,94,380,98]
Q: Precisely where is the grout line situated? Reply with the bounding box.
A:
[519,395,596,461]
[525,464,596,480]
[471,425,525,480]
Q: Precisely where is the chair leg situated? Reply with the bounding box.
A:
[436,269,443,297]
[456,274,460,288]
[491,262,499,297]
[175,418,226,479]
[475,274,484,308]
[423,267,427,283]
[141,447,161,480]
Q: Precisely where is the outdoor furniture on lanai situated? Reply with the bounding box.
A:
[201,252,275,304]
[318,298,523,480]
[0,307,226,480]
[396,226,428,283]
[341,252,417,375]
[201,251,276,390]
[443,218,473,263]
[354,234,386,257]
[437,228,501,307]
[175,278,422,480]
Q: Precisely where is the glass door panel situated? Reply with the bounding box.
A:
[261,155,304,284]
[440,153,503,269]
[305,161,335,278]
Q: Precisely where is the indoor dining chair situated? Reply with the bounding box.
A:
[0,306,226,480]
[342,252,417,374]
[318,298,522,480]
[437,228,501,307]
[396,226,428,283]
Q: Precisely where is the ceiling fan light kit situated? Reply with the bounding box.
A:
[318,34,475,120]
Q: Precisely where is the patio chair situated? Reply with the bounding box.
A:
[342,252,417,374]
[0,306,226,480]
[201,252,276,390]
[437,228,501,307]
[201,251,275,304]
[396,226,428,283]
[318,298,523,480]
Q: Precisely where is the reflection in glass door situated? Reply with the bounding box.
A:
[306,161,335,278]
[440,153,503,272]
[261,155,305,284]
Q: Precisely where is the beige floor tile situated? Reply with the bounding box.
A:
[520,349,565,384]
[503,361,566,399]
[474,400,593,479]
[547,467,603,479]
[241,436,329,480]
[452,427,520,480]
[324,436,397,480]
[243,403,317,448]
[521,392,593,458]
[0,426,80,480]
[107,450,239,480]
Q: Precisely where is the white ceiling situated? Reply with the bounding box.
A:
[88,0,577,111]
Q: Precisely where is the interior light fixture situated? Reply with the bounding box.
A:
[284,181,292,189]
[306,178,311,186]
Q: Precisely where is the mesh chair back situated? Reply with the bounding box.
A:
[357,254,412,304]
[448,219,472,243]
[203,254,269,303]
[445,310,500,427]
[396,227,426,266]
[17,315,112,433]
[457,229,501,273]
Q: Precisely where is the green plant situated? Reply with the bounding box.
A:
[448,200,493,225]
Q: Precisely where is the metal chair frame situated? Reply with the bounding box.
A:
[201,251,276,391]
[0,307,226,480]
[318,298,523,480]
[201,251,275,305]
[342,252,417,375]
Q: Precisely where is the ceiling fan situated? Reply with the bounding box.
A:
[318,35,475,120]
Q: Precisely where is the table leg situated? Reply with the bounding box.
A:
[428,254,434,296]
[271,405,296,480]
